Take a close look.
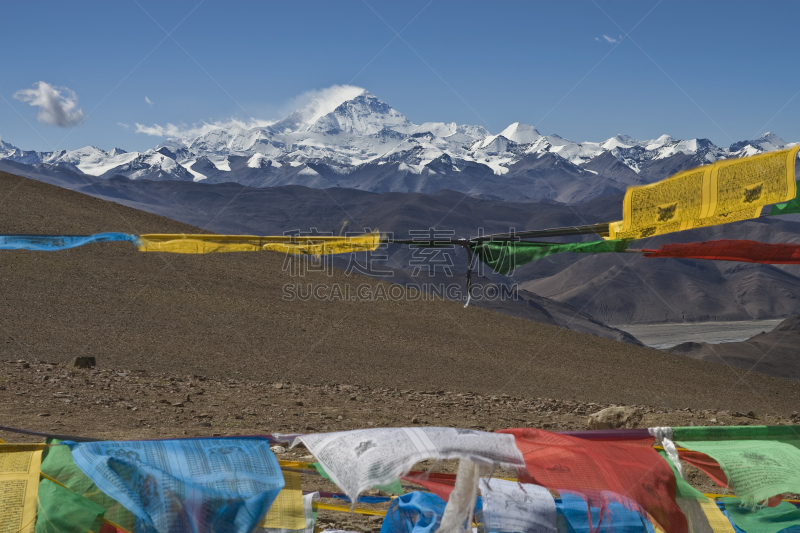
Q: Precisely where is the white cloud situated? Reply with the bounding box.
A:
[117,122,130,129]
[134,118,275,139]
[134,84,365,140]
[145,96,153,107]
[13,81,84,127]
[602,34,618,43]
[283,85,365,124]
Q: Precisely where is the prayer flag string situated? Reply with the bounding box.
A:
[3,150,800,277]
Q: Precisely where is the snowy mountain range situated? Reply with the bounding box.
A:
[1,87,796,204]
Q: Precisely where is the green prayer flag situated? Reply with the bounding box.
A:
[674,426,800,506]
[658,449,754,533]
[657,450,705,500]
[41,440,136,531]
[657,450,738,533]
[313,462,403,496]
[36,477,106,533]
[722,497,800,533]
[374,477,404,496]
[769,181,800,216]
[470,239,630,275]
[312,461,334,485]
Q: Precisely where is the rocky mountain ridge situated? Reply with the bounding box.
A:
[2,87,795,203]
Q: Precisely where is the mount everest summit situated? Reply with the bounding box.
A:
[1,87,796,204]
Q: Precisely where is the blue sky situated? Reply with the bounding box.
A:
[2,0,799,152]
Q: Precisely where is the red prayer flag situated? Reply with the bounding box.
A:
[402,471,458,501]
[677,450,728,488]
[642,239,800,264]
[99,523,128,533]
[499,428,687,533]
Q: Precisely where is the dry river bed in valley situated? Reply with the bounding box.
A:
[618,319,785,349]
[3,359,800,531]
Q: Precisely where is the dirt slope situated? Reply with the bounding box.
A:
[2,171,800,414]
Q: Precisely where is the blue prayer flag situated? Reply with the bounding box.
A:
[64,438,284,533]
[0,233,138,251]
[558,491,657,533]
[381,492,447,533]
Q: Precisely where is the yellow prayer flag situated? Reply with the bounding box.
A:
[278,460,314,470]
[646,514,666,533]
[315,502,387,516]
[259,470,307,530]
[0,444,45,533]
[136,232,382,255]
[607,146,799,240]
[698,497,737,533]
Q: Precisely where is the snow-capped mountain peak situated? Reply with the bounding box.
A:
[602,134,644,150]
[758,132,787,147]
[472,123,540,150]
[270,85,369,134]
[306,91,414,136]
[499,122,542,144]
[645,134,674,149]
[293,85,366,126]
[728,132,792,157]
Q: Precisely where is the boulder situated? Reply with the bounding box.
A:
[587,406,642,429]
[72,356,96,369]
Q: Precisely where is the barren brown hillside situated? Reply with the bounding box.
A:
[2,171,799,415]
